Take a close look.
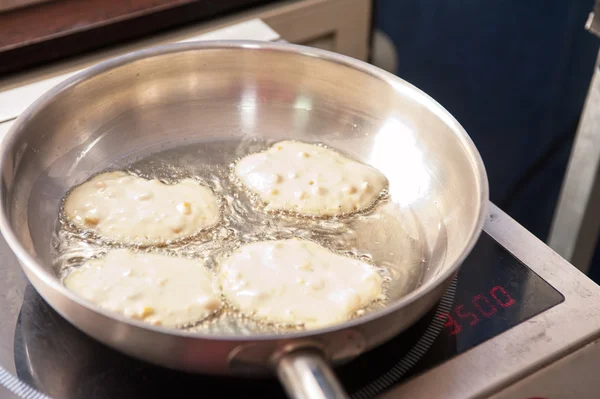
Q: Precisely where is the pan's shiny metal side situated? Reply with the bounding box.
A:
[0,41,488,399]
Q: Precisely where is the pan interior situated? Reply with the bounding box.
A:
[3,43,485,337]
[51,136,428,334]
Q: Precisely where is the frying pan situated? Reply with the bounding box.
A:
[0,41,488,399]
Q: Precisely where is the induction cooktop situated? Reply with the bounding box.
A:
[2,228,563,399]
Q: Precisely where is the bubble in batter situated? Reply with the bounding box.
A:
[64,249,221,327]
[63,171,220,245]
[234,140,388,217]
[218,238,384,328]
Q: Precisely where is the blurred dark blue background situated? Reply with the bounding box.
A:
[375,0,600,273]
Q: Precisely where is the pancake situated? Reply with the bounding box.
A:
[64,249,221,327]
[64,171,220,245]
[218,238,383,328]
[235,140,388,217]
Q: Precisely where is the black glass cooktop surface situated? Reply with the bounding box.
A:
[11,232,564,398]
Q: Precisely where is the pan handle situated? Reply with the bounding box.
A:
[275,348,349,399]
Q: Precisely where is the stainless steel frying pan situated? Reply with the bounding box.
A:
[0,41,488,399]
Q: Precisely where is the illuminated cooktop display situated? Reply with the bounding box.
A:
[434,231,564,356]
[12,232,564,399]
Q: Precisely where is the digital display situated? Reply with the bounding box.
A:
[438,284,517,336]
[407,231,565,374]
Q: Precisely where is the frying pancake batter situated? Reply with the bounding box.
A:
[235,140,388,216]
[218,238,383,328]
[64,171,220,245]
[64,249,221,327]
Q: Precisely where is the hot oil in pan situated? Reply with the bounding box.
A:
[52,138,428,335]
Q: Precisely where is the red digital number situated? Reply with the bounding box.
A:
[490,285,516,308]
[440,286,516,337]
[438,312,461,335]
[455,304,479,326]
[472,294,497,317]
